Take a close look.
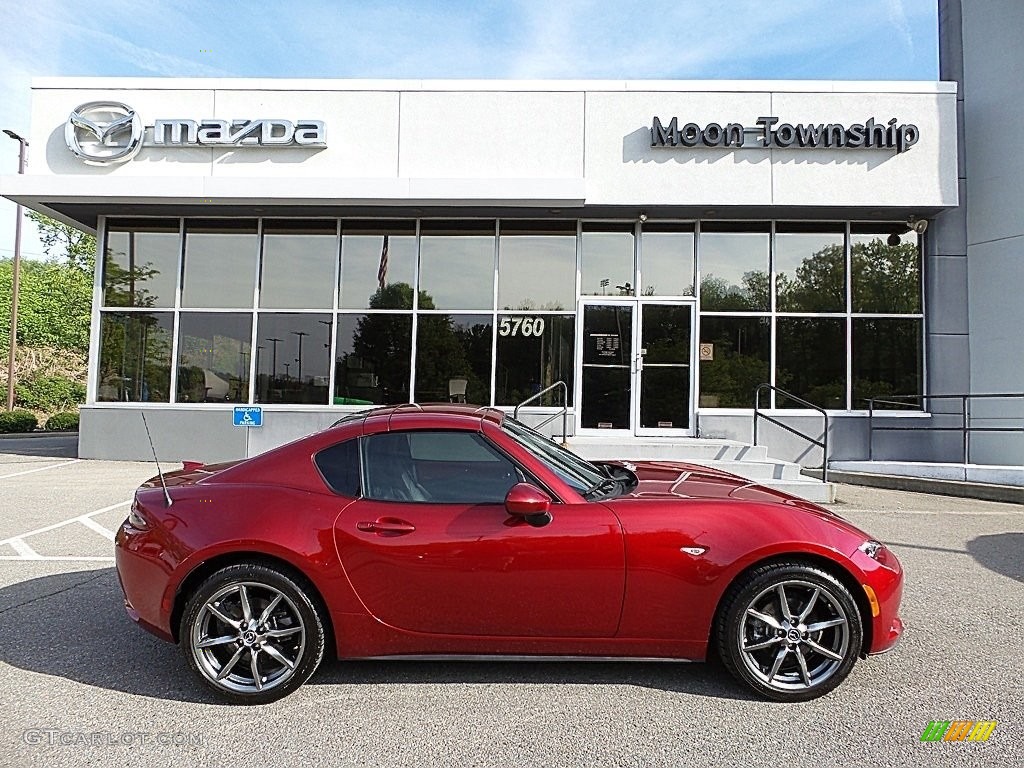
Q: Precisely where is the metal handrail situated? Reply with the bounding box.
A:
[752,383,831,483]
[514,381,569,445]
[867,392,1024,463]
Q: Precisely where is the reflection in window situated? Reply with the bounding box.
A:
[335,314,412,405]
[97,312,173,402]
[414,314,492,404]
[254,313,332,404]
[581,223,635,296]
[776,317,846,409]
[340,221,416,309]
[498,221,576,310]
[495,314,574,406]
[851,228,921,313]
[104,221,179,308]
[176,313,252,403]
[181,221,258,308]
[640,224,695,297]
[775,225,845,312]
[418,222,495,310]
[853,318,923,408]
[698,316,770,407]
[699,224,769,311]
[260,220,336,309]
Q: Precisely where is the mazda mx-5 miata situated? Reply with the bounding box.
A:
[115,404,903,704]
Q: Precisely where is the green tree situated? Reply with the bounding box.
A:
[26,211,96,272]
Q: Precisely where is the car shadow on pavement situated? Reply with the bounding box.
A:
[0,568,757,704]
[967,532,1024,584]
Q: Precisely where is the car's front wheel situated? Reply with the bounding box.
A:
[716,562,863,701]
[181,563,326,704]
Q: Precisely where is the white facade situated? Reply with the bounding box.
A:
[0,79,959,463]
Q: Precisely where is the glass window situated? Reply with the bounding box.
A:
[414,314,492,404]
[495,314,574,406]
[699,223,770,311]
[775,224,845,312]
[853,318,923,408]
[698,316,770,408]
[103,220,179,308]
[776,317,847,409]
[181,221,258,308]
[260,220,336,309]
[851,226,922,313]
[176,313,252,403]
[640,224,695,297]
[497,221,576,310]
[334,313,412,405]
[340,221,417,310]
[418,221,495,310]
[254,313,332,405]
[315,439,361,497]
[361,431,519,504]
[96,312,173,402]
[581,223,635,296]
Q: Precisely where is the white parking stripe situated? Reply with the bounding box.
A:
[0,459,82,480]
[0,500,130,546]
[78,516,116,541]
[8,538,42,559]
[0,555,114,562]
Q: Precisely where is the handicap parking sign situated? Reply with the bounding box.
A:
[233,406,263,427]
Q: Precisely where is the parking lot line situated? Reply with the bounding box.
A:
[0,500,130,547]
[0,555,114,562]
[7,538,41,559]
[0,459,82,480]
[78,516,116,541]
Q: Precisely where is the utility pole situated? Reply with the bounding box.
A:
[3,129,28,411]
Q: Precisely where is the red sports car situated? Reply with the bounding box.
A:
[115,404,903,704]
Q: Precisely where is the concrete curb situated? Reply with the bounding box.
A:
[804,468,1024,505]
[0,431,79,439]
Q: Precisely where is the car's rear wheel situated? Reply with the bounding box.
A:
[181,563,325,704]
[716,562,863,702]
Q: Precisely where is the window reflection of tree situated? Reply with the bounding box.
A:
[98,313,172,402]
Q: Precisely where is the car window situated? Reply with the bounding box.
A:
[314,439,361,497]
[362,430,522,504]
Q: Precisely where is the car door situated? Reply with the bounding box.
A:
[334,429,625,638]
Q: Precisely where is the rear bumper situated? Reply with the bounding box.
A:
[114,522,176,643]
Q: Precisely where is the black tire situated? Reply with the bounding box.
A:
[716,561,863,702]
[180,563,326,704]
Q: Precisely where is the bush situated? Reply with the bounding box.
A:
[0,409,38,433]
[45,411,80,431]
[14,374,86,412]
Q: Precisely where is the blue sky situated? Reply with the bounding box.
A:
[0,0,939,260]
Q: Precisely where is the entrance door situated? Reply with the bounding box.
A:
[578,299,695,435]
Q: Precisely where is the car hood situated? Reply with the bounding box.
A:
[604,459,823,506]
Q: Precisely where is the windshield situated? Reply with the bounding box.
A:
[501,417,606,493]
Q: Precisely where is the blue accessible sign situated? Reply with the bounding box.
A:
[232,406,263,427]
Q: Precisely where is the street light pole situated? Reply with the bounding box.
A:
[3,129,28,411]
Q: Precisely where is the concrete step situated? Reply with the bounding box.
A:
[567,437,834,503]
[566,437,769,462]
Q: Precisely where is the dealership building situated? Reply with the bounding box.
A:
[1,72,984,476]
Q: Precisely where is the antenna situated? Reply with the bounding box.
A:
[140,411,173,507]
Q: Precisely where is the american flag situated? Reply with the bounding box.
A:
[377,235,389,292]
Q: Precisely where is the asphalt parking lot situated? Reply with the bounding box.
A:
[0,435,1021,767]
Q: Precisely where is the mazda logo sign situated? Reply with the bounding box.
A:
[64,101,145,165]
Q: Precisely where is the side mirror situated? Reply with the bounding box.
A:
[504,483,552,527]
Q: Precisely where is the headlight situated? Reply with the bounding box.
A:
[859,540,884,560]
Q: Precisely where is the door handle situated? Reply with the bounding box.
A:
[356,517,416,536]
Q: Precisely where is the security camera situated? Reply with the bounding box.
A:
[907,216,928,235]
[639,213,648,222]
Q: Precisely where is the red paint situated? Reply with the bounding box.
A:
[115,404,903,664]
